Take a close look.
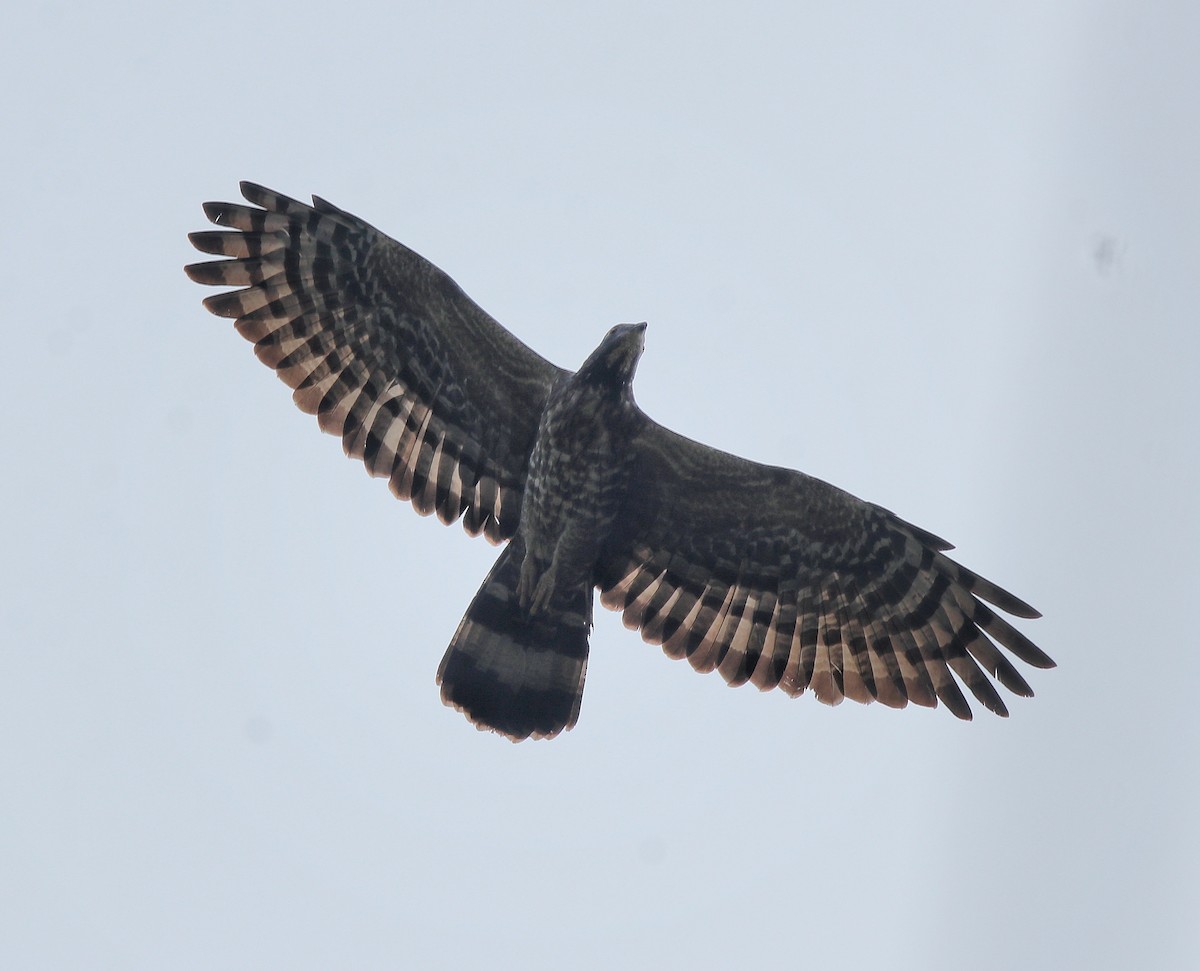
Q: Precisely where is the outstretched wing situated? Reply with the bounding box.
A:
[186,182,564,542]
[598,421,1054,719]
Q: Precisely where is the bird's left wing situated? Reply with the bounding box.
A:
[186,182,565,542]
[597,420,1054,718]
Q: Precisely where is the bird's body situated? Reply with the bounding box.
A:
[518,324,645,614]
[186,182,1054,740]
[439,324,648,738]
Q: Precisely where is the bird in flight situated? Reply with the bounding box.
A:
[186,182,1053,741]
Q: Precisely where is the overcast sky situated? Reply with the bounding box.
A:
[2,2,1197,969]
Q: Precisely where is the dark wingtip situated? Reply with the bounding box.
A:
[183,260,207,283]
[1013,634,1055,670]
[970,576,1043,621]
[1005,598,1042,621]
[202,290,246,318]
[873,504,955,551]
[188,230,224,256]
[184,255,240,286]
[312,194,344,215]
[239,180,267,202]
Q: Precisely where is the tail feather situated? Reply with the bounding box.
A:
[437,544,592,741]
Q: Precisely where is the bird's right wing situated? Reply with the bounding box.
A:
[186,182,565,542]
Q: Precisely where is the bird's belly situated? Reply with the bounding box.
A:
[524,449,607,542]
[520,431,625,583]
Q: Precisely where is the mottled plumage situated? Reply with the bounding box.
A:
[186,182,1054,741]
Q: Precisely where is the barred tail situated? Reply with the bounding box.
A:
[437,544,592,741]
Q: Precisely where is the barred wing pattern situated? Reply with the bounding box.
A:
[185,182,563,542]
[188,181,1051,734]
[598,423,1054,719]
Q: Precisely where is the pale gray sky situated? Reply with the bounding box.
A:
[2,2,1197,969]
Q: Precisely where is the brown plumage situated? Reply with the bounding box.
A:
[186,181,1054,741]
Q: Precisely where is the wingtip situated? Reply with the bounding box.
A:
[239,179,267,202]
[1007,599,1042,621]
[201,290,245,318]
[312,193,341,214]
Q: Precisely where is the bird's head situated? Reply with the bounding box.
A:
[577,322,647,392]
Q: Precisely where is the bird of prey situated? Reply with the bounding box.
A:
[186,182,1053,741]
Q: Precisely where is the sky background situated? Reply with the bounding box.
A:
[2,2,1197,968]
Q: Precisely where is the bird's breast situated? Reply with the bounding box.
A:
[519,386,636,571]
